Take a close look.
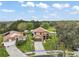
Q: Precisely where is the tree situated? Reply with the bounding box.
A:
[26,23,33,30]
[41,22,50,29]
[31,20,41,29]
[55,21,78,50]
[17,22,27,31]
[8,20,26,31]
[0,23,7,33]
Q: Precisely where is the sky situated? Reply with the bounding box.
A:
[0,1,79,21]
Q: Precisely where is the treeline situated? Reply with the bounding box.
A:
[55,21,79,50]
[0,20,55,33]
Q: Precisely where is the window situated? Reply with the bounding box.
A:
[34,32,36,35]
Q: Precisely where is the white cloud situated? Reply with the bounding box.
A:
[21,2,35,7]
[32,16,37,19]
[36,2,49,9]
[69,11,79,14]
[52,3,70,9]
[43,15,49,19]
[1,9,15,12]
[69,6,79,14]
[32,16,39,21]
[18,1,25,4]
[52,3,62,9]
[49,13,57,16]
[0,2,2,6]
[28,10,35,13]
[72,6,79,10]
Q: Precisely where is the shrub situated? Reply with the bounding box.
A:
[16,40,25,46]
[57,52,63,57]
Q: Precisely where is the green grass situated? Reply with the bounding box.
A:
[0,34,9,57]
[0,47,9,57]
[47,27,56,32]
[17,33,35,53]
[43,34,58,50]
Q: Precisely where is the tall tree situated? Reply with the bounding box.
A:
[31,20,41,29]
[17,22,27,31]
[41,22,50,29]
[8,20,26,31]
[26,23,33,30]
[55,21,78,50]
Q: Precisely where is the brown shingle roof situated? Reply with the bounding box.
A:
[33,27,48,33]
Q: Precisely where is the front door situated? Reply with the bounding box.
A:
[34,38,42,41]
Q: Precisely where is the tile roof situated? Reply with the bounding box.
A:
[33,27,48,33]
[3,31,24,41]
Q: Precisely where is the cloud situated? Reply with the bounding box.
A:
[0,2,2,6]
[72,6,79,10]
[69,11,79,14]
[20,2,49,9]
[20,2,35,7]
[1,9,15,12]
[36,2,49,9]
[43,15,49,19]
[18,1,25,4]
[27,10,35,13]
[32,16,38,19]
[52,3,70,9]
[69,6,79,14]
[49,13,57,16]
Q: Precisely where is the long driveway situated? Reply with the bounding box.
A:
[34,41,47,55]
[5,45,27,57]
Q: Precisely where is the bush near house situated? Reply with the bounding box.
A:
[0,34,9,57]
[43,34,58,50]
[16,33,35,53]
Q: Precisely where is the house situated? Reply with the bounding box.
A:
[32,27,49,41]
[3,31,26,47]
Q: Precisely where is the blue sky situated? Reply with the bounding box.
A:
[0,1,79,21]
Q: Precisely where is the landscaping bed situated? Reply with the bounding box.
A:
[43,34,58,50]
[0,47,9,57]
[16,33,35,53]
[0,34,9,57]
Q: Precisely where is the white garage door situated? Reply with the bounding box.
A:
[4,40,16,47]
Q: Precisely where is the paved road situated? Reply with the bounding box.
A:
[34,41,47,55]
[5,45,27,57]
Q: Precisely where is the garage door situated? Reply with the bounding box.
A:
[4,40,16,47]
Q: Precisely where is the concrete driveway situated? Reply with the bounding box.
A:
[5,45,27,57]
[34,41,47,55]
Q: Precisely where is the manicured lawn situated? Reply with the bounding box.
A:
[17,33,35,53]
[0,47,9,57]
[43,34,58,50]
[0,34,9,57]
[47,27,56,32]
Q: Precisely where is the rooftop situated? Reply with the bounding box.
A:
[33,27,48,33]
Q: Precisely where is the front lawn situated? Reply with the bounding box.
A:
[0,47,9,57]
[43,34,58,50]
[47,27,56,32]
[16,33,35,53]
[0,34,9,57]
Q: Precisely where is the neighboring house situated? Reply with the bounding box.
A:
[32,27,49,41]
[3,31,26,47]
